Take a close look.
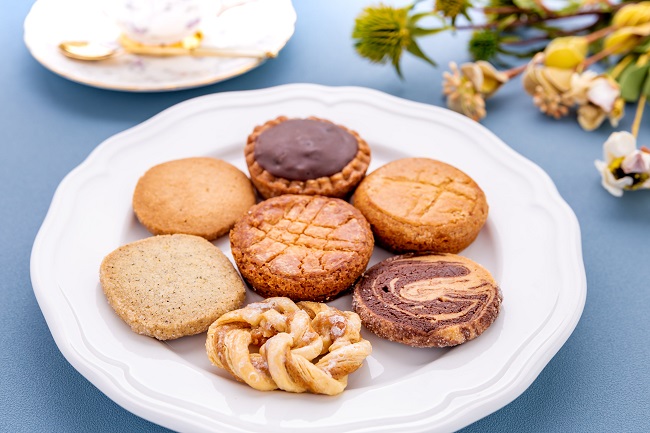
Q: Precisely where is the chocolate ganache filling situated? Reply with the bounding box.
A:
[359,257,494,333]
[254,119,359,180]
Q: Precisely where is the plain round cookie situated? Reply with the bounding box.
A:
[352,158,488,253]
[230,194,374,301]
[352,253,502,347]
[245,116,371,199]
[99,234,246,340]
[133,157,256,240]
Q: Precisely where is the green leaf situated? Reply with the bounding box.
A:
[618,61,650,102]
[634,37,650,53]
[406,37,437,67]
[497,14,518,30]
[512,0,544,14]
[643,69,650,99]
[408,11,440,24]
[556,0,582,15]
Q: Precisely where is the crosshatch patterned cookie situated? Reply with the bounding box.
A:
[205,297,372,395]
[352,253,502,348]
[132,157,256,241]
[99,234,246,340]
[230,194,374,301]
[352,157,489,253]
[245,116,371,198]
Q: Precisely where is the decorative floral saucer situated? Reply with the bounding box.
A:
[24,0,296,91]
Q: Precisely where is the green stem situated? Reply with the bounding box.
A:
[581,40,628,69]
[501,19,601,46]
[455,10,609,32]
[609,55,635,80]
[482,1,630,16]
[503,63,528,79]
[632,94,647,139]
[584,24,618,44]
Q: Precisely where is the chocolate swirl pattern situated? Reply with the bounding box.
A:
[352,253,502,347]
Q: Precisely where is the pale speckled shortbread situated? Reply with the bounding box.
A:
[132,157,256,241]
[99,234,246,340]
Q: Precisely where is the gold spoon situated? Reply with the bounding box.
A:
[59,32,276,61]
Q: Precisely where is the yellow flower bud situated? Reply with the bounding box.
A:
[544,37,588,69]
[609,97,625,127]
[476,61,509,97]
[522,57,572,96]
[603,23,650,54]
[577,104,607,131]
[612,2,650,28]
[541,67,574,93]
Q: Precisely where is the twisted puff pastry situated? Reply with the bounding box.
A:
[206,297,372,395]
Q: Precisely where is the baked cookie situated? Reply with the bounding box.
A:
[230,194,374,301]
[352,158,488,253]
[132,157,256,240]
[352,253,502,347]
[245,116,371,199]
[100,234,246,340]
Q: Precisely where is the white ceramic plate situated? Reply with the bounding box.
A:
[31,84,586,433]
[23,0,296,91]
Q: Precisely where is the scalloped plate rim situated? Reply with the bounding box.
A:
[30,84,586,433]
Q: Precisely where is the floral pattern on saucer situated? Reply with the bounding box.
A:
[24,0,296,91]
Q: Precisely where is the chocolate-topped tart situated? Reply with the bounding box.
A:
[245,116,371,198]
[352,253,502,348]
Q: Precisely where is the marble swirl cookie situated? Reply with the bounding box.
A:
[352,157,488,253]
[245,116,371,198]
[230,194,374,301]
[352,253,502,347]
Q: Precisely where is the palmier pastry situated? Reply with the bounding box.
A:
[230,194,374,301]
[352,157,488,253]
[352,253,502,347]
[245,116,371,198]
[206,297,372,395]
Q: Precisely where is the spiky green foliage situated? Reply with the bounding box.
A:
[435,0,472,24]
[352,3,441,77]
[469,30,500,61]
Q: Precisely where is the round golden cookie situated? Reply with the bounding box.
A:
[230,194,374,302]
[132,157,256,240]
[99,234,246,340]
[352,158,488,253]
[245,116,371,199]
[352,253,502,347]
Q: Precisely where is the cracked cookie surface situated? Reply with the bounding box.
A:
[230,195,374,301]
[352,157,488,253]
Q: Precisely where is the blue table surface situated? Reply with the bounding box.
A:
[2,1,650,432]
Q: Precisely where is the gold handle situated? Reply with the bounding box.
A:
[119,34,276,59]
